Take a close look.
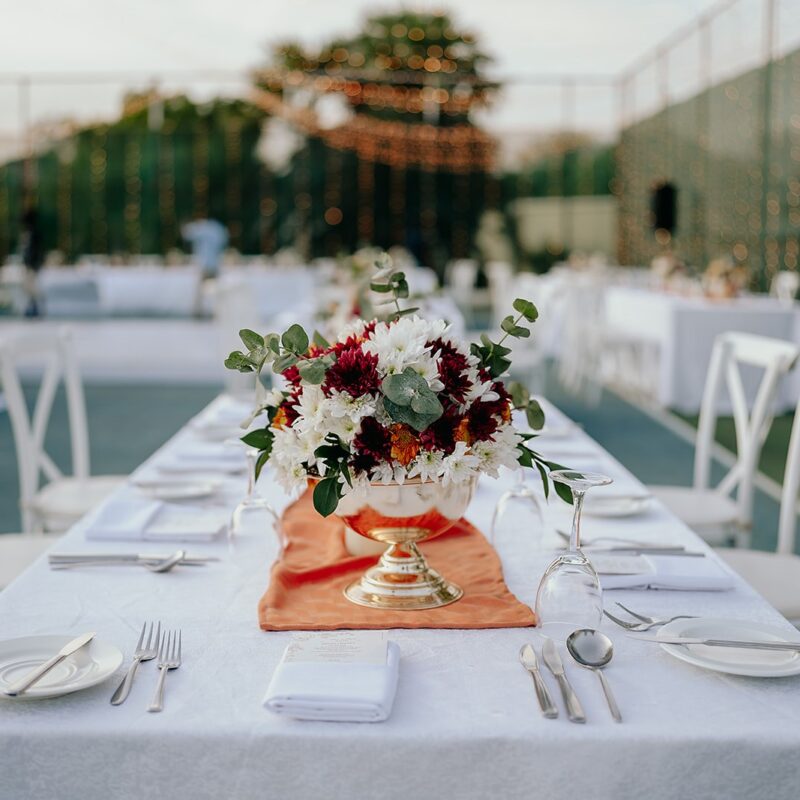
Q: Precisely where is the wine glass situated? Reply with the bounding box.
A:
[229,448,281,544]
[535,470,613,632]
[490,467,545,549]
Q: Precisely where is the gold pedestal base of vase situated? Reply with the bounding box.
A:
[343,540,463,610]
[334,478,476,611]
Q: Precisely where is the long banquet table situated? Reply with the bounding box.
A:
[1,395,799,799]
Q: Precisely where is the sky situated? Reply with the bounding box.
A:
[0,0,720,146]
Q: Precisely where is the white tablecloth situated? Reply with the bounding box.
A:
[1,396,799,799]
[604,287,800,412]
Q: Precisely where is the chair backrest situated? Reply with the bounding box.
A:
[0,327,90,532]
[778,395,800,554]
[694,331,800,527]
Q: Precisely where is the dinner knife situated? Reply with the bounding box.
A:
[630,635,800,652]
[541,638,586,723]
[3,632,95,696]
[518,644,558,719]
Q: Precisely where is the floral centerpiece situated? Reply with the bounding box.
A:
[226,255,568,609]
[702,256,749,300]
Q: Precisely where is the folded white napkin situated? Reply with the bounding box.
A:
[157,455,245,475]
[85,496,227,542]
[174,443,245,463]
[264,635,400,723]
[599,554,735,591]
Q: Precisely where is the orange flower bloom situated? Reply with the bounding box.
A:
[454,416,472,445]
[390,424,420,467]
[272,407,290,430]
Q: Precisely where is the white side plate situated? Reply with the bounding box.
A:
[0,635,123,699]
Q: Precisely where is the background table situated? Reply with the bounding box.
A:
[1,395,799,799]
[604,286,800,412]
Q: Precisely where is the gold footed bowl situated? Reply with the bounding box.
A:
[334,477,477,610]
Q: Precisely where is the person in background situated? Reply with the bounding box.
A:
[20,206,44,317]
[181,216,228,279]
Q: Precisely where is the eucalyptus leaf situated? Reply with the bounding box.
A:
[239,329,264,351]
[312,330,331,349]
[266,333,282,354]
[508,381,530,409]
[512,298,539,322]
[383,397,442,432]
[224,351,255,373]
[382,370,419,406]
[273,352,299,373]
[297,358,328,385]
[410,390,443,416]
[526,400,545,431]
[281,324,309,355]
[370,282,393,293]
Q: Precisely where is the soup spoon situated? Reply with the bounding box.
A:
[566,629,622,723]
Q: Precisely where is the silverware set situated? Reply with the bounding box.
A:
[49,551,218,572]
[519,633,620,723]
[110,621,182,711]
[554,529,704,557]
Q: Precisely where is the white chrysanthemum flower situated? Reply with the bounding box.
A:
[363,316,430,374]
[271,428,311,492]
[325,413,361,445]
[408,449,444,482]
[293,385,325,430]
[371,461,407,485]
[336,317,370,342]
[421,317,451,343]
[471,426,521,478]
[324,390,376,423]
[464,368,499,406]
[440,441,480,486]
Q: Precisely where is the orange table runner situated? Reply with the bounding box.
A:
[258,489,536,631]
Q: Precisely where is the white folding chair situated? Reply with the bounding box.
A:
[0,327,125,536]
[650,332,800,546]
[717,392,800,622]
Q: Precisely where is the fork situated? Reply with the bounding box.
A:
[147,629,182,713]
[603,608,696,632]
[615,601,698,626]
[110,621,161,705]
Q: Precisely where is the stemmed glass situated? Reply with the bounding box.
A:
[535,470,613,631]
[229,448,281,544]
[490,467,545,548]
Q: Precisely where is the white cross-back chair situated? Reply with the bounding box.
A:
[0,327,124,537]
[718,392,800,622]
[651,332,800,546]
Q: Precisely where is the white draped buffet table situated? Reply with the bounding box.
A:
[1,395,799,800]
[604,286,800,412]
